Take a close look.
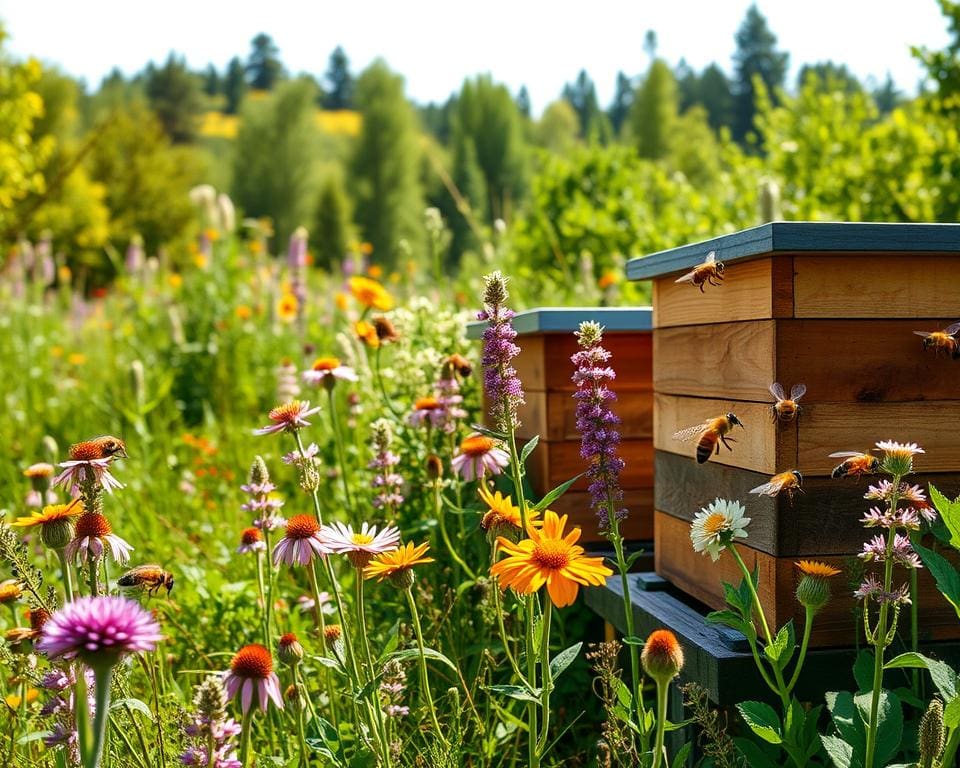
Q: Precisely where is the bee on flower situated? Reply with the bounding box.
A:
[53,436,127,495]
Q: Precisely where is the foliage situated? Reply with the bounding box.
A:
[312,171,354,270]
[246,33,284,91]
[322,46,354,110]
[144,52,205,143]
[628,59,677,160]
[732,3,789,143]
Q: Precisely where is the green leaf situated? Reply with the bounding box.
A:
[945,696,960,729]
[885,651,958,700]
[621,635,645,646]
[721,580,751,618]
[17,731,53,745]
[486,684,542,704]
[736,700,782,744]
[854,689,902,767]
[825,691,865,750]
[931,483,960,550]
[912,537,960,619]
[386,647,458,673]
[671,742,692,768]
[706,609,750,635]
[820,734,855,768]
[469,423,508,441]
[520,435,540,464]
[531,474,584,512]
[613,678,632,709]
[853,650,874,694]
[549,642,582,680]
[763,621,796,671]
[734,737,780,768]
[625,549,647,570]
[112,697,153,721]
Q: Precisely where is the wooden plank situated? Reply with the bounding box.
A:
[777,318,960,403]
[654,320,775,400]
[512,335,545,391]
[798,402,960,475]
[794,254,960,318]
[652,258,776,328]
[550,488,654,542]
[655,511,960,647]
[654,393,788,474]
[515,391,547,441]
[542,333,653,392]
[539,439,654,492]
[654,450,960,556]
[543,389,653,441]
[771,255,795,318]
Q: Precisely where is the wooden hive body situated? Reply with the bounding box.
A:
[468,307,654,543]
[627,222,960,646]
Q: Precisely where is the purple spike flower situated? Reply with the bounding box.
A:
[478,272,525,432]
[571,321,627,532]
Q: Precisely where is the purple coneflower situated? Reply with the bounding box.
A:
[451,434,509,481]
[478,271,524,432]
[253,401,321,436]
[236,527,266,555]
[409,396,447,429]
[52,438,128,496]
[302,357,358,389]
[272,515,327,567]
[571,321,627,532]
[65,512,133,565]
[319,521,400,568]
[224,644,283,713]
[23,462,57,507]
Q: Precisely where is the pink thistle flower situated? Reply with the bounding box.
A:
[253,401,321,436]
[236,527,266,555]
[65,512,133,565]
[223,644,283,714]
[319,521,400,568]
[272,515,327,567]
[450,434,509,482]
[37,596,162,664]
[859,533,922,568]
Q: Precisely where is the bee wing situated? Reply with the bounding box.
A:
[672,423,707,443]
[674,268,699,284]
[945,321,960,336]
[828,451,863,458]
[704,251,716,264]
[789,383,807,401]
[748,480,780,496]
[769,382,786,401]
[913,331,934,338]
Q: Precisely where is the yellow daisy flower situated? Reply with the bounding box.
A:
[364,541,434,588]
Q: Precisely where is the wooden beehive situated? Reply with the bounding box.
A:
[467,307,654,543]
[628,222,960,647]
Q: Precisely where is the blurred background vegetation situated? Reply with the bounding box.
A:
[5,2,960,306]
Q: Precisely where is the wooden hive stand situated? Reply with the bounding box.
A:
[467,307,654,544]
[626,221,960,647]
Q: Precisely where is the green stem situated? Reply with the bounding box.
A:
[326,387,353,513]
[57,549,75,602]
[293,667,310,768]
[744,634,780,695]
[255,552,269,648]
[435,480,476,578]
[910,566,920,698]
[356,573,391,764]
[238,707,254,768]
[490,565,527,685]
[264,528,275,646]
[88,558,100,597]
[787,606,815,694]
[651,678,669,768]
[374,346,402,419]
[85,666,113,768]
[406,588,446,740]
[307,560,339,728]
[536,600,553,754]
[610,525,645,730]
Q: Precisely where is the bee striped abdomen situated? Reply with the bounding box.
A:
[696,432,718,464]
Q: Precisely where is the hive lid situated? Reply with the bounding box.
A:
[626,221,960,281]
[465,306,652,339]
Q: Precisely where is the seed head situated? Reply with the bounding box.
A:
[641,629,685,685]
[919,698,945,768]
[193,675,227,723]
[482,271,509,309]
[249,456,270,486]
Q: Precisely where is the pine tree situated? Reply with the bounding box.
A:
[223,57,247,114]
[449,133,488,261]
[246,33,284,90]
[515,86,531,118]
[608,71,634,135]
[202,64,220,97]
[350,60,425,266]
[144,53,204,143]
[562,70,609,141]
[536,100,580,154]
[732,4,788,143]
[872,73,901,114]
[628,59,678,159]
[313,172,352,270]
[699,64,733,131]
[797,62,862,93]
[322,46,354,109]
[913,0,960,105]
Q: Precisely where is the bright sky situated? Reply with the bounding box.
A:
[0,1,950,114]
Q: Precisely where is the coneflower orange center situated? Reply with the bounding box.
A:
[241,527,262,545]
[460,436,495,456]
[279,632,298,647]
[23,463,54,478]
[414,396,441,411]
[285,515,319,539]
[69,441,103,461]
[268,401,304,423]
[230,644,273,678]
[312,357,341,371]
[74,512,112,538]
[702,512,728,536]
[532,540,571,570]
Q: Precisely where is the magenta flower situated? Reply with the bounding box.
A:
[319,520,400,568]
[253,401,321,436]
[450,434,510,481]
[223,644,283,713]
[272,515,328,566]
[37,596,162,664]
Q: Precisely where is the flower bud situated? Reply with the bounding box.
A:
[919,698,945,768]
[0,580,22,605]
[388,568,416,591]
[425,454,443,482]
[277,633,304,667]
[794,561,841,614]
[641,629,684,686]
[41,518,75,551]
[323,625,342,643]
[193,675,227,722]
[482,271,509,309]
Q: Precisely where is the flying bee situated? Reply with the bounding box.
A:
[749,470,804,501]
[118,565,174,596]
[675,251,724,292]
[770,382,807,424]
[673,412,744,464]
[68,435,128,461]
[829,450,881,480]
[913,321,960,359]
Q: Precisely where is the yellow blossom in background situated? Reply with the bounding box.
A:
[57,265,71,283]
[598,271,619,290]
[168,274,183,289]
[389,272,401,285]
[367,264,383,279]
[335,292,349,311]
[359,242,373,256]
[235,305,253,321]
[193,253,208,269]
[249,239,263,255]
[277,293,298,323]
[205,228,220,242]
[50,345,64,359]
[355,320,379,347]
[5,689,39,708]
[67,353,86,366]
[348,276,393,311]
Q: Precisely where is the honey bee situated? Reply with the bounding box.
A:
[68,436,128,461]
[118,565,174,596]
[770,383,806,423]
[829,451,881,480]
[749,470,804,501]
[913,322,960,359]
[675,251,724,292]
[673,412,744,464]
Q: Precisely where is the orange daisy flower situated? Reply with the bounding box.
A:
[348,276,394,311]
[364,541,434,588]
[12,500,83,529]
[277,293,298,323]
[490,510,612,608]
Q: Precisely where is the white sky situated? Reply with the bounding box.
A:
[0,1,951,114]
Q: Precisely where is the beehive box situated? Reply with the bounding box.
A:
[628,222,960,646]
[467,307,654,543]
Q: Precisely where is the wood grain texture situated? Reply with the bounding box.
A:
[654,321,776,400]
[654,393,790,474]
[654,452,960,555]
[525,439,654,494]
[655,511,960,647]
[652,258,780,328]
[542,333,653,392]
[550,488,654,542]
[776,319,960,403]
[519,389,653,441]
[794,254,960,318]
[512,335,545,392]
[797,402,960,474]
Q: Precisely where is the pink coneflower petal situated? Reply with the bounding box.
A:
[253,401,321,436]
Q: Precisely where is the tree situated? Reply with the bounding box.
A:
[322,46,353,109]
[516,85,531,118]
[202,64,220,96]
[562,70,611,142]
[608,71,634,135]
[872,73,902,115]
[223,57,247,114]
[913,0,960,105]
[628,59,678,159]
[699,64,734,131]
[144,53,204,143]
[675,59,700,112]
[231,78,322,245]
[246,33,284,90]
[312,172,352,269]
[797,62,862,93]
[536,99,580,154]
[350,61,425,266]
[732,4,788,143]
